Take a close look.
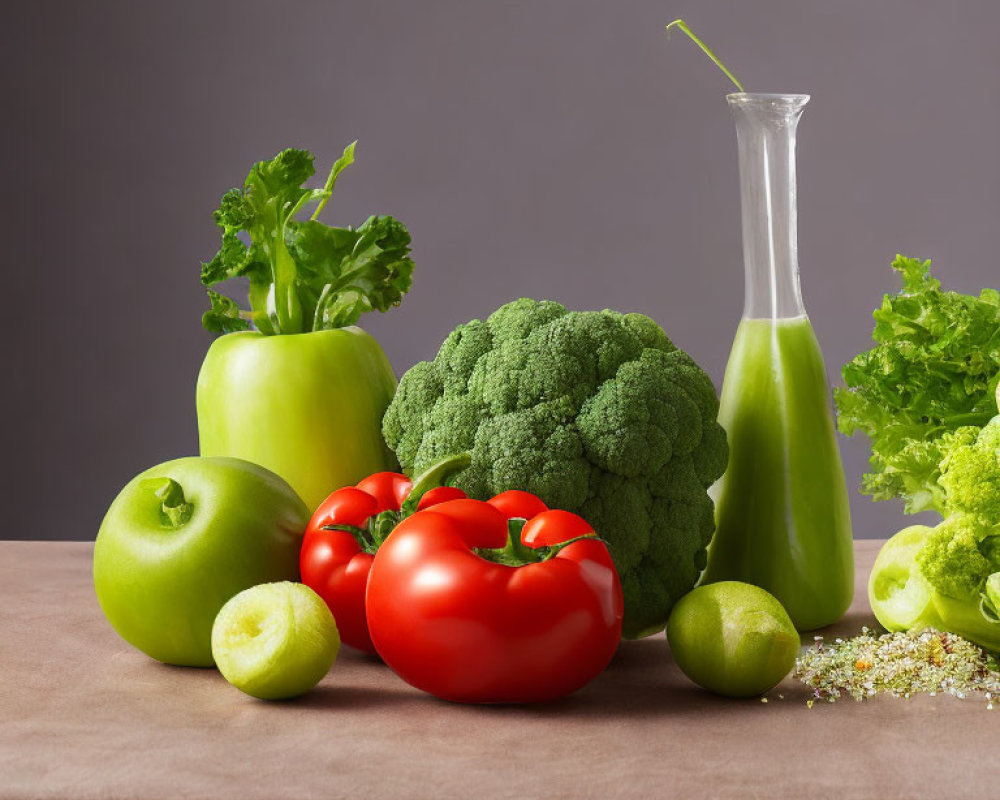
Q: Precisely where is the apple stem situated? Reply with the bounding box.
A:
[665,19,745,93]
[152,478,193,528]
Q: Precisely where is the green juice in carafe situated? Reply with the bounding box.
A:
[700,93,853,629]
[702,315,853,630]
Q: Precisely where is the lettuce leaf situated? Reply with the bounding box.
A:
[834,256,1000,514]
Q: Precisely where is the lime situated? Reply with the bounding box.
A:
[666,581,799,697]
[211,582,340,700]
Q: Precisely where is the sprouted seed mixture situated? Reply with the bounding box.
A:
[794,628,1000,708]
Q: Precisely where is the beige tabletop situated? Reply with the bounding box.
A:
[0,539,995,800]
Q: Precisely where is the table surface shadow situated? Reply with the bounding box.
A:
[0,540,995,800]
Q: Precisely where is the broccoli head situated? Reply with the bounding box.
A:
[938,416,1000,520]
[916,513,1000,601]
[382,298,729,637]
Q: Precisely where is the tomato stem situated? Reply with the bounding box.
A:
[475,521,603,567]
[475,521,536,567]
[536,533,604,561]
[504,519,535,563]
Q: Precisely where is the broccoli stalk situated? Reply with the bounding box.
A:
[382,298,729,638]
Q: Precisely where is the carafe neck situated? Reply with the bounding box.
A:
[730,93,809,320]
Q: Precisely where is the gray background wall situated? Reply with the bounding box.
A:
[4,0,997,541]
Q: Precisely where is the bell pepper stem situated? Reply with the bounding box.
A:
[321,523,376,552]
[368,511,400,549]
[323,453,473,555]
[400,452,472,515]
[324,512,407,552]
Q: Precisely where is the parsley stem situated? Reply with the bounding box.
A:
[311,141,357,221]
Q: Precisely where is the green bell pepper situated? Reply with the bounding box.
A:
[197,327,398,510]
[196,144,414,509]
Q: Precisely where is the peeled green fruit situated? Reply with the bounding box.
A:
[212,582,340,700]
[667,581,799,697]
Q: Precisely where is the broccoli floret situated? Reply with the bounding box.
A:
[938,416,1000,519]
[916,514,1000,600]
[382,299,729,637]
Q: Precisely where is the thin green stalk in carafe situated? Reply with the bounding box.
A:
[665,19,745,92]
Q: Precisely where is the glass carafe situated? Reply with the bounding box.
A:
[701,93,853,630]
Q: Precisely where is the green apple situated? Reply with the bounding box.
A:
[212,582,340,700]
[93,457,309,667]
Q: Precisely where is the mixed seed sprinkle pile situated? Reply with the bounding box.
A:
[794,628,1000,708]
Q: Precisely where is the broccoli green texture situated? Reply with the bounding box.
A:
[382,298,729,638]
[916,513,1000,601]
[938,417,1000,521]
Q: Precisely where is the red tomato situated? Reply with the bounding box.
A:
[366,497,623,703]
[300,471,466,652]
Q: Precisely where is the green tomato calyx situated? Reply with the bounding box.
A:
[476,522,602,567]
